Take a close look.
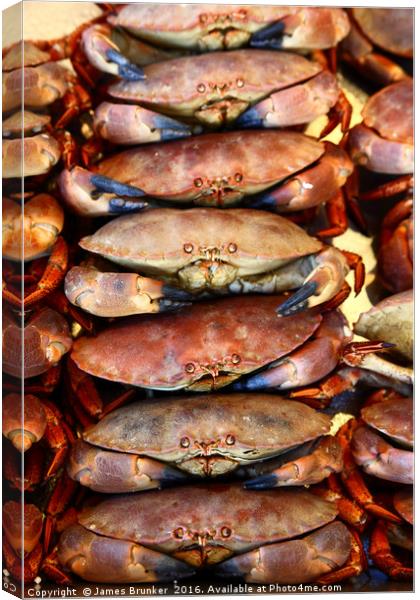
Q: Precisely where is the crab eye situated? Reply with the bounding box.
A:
[228,243,237,253]
[180,437,190,448]
[173,527,185,539]
[185,362,195,373]
[231,354,241,364]
[194,178,203,188]
[221,526,232,538]
[184,243,194,253]
[234,173,243,182]
[197,83,206,93]
[226,434,235,446]
[236,79,244,88]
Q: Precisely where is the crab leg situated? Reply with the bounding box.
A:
[234,310,350,391]
[249,142,353,214]
[317,528,367,584]
[94,102,196,145]
[370,520,413,581]
[215,521,351,583]
[67,440,188,493]
[58,524,195,582]
[244,436,343,489]
[65,266,192,317]
[237,71,339,128]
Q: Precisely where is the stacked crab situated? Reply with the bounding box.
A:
[2,4,413,589]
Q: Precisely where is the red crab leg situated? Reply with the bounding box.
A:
[66,357,103,418]
[340,250,365,295]
[337,420,403,523]
[380,198,413,245]
[44,472,79,554]
[42,547,74,584]
[316,190,348,238]
[312,474,368,532]
[24,237,68,308]
[47,290,94,333]
[3,538,43,584]
[42,400,70,480]
[320,89,352,137]
[370,520,413,580]
[342,168,369,234]
[360,175,413,201]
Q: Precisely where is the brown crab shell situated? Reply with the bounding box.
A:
[354,290,413,361]
[79,208,322,276]
[362,79,413,145]
[74,485,339,565]
[90,130,324,205]
[361,397,413,449]
[351,8,413,58]
[109,50,322,116]
[71,295,323,390]
[81,394,331,470]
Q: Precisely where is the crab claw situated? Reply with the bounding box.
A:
[249,20,286,49]
[59,167,149,217]
[67,440,188,493]
[276,246,348,315]
[215,522,351,583]
[94,102,195,145]
[245,437,343,489]
[58,524,195,582]
[82,25,145,80]
[65,266,192,317]
[237,71,339,129]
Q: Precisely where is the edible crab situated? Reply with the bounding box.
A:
[70,295,357,393]
[82,6,350,76]
[56,485,360,583]
[341,8,413,85]
[60,131,354,240]
[2,307,72,380]
[348,79,413,178]
[67,394,342,491]
[377,200,413,293]
[64,208,362,317]
[89,49,348,143]
[2,40,84,179]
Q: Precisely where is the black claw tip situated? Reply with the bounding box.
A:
[91,174,146,198]
[250,20,285,48]
[161,285,194,302]
[276,281,318,316]
[244,473,278,490]
[106,48,145,81]
[246,192,277,210]
[231,373,266,391]
[236,106,263,128]
[109,198,148,213]
[159,299,191,312]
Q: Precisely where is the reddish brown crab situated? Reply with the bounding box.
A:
[69,295,367,394]
[59,131,354,241]
[56,485,362,583]
[90,50,347,143]
[64,208,363,317]
[67,394,342,492]
[82,6,350,76]
[341,8,413,85]
[2,41,84,178]
[348,79,413,178]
